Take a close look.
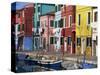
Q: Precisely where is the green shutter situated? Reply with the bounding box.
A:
[78,14,80,26]
[55,21,57,28]
[61,19,63,27]
[77,38,81,46]
[58,19,63,28]
[18,24,20,31]
[50,37,54,44]
[50,20,54,27]
[60,37,64,45]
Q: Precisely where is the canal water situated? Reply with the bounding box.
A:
[16,59,64,73]
[16,54,97,73]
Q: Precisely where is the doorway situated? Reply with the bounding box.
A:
[72,31,76,54]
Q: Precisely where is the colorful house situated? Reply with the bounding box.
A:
[14,9,25,51]
[23,3,34,51]
[33,3,55,50]
[33,3,41,50]
[92,7,98,56]
[60,5,66,53]
[63,5,76,54]
[54,5,64,53]
[40,14,55,52]
[76,6,92,57]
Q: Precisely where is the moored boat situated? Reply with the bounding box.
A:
[80,62,97,69]
[37,60,62,70]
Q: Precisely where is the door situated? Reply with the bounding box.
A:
[64,37,67,52]
[93,40,96,56]
[34,37,40,50]
[72,31,76,54]
[43,38,46,49]
[81,38,86,55]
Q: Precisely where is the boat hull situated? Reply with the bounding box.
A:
[81,63,97,69]
[38,61,62,70]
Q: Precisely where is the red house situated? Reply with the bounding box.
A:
[23,3,34,51]
[11,9,25,51]
[66,5,76,54]
[24,3,34,36]
[61,5,76,54]
[61,5,66,53]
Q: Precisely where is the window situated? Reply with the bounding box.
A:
[64,17,66,27]
[38,7,40,12]
[69,15,72,27]
[60,37,64,45]
[50,37,54,44]
[37,21,40,27]
[55,37,57,44]
[94,12,98,22]
[34,7,35,13]
[55,6,57,12]
[58,19,63,27]
[18,13,20,18]
[58,5,63,11]
[58,5,61,11]
[78,14,81,26]
[88,12,91,24]
[55,21,57,28]
[22,11,24,17]
[58,20,60,27]
[86,37,92,46]
[77,38,81,46]
[22,24,24,31]
[68,37,71,45]
[18,24,20,31]
[50,20,54,27]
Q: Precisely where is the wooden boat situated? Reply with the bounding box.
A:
[37,59,62,70]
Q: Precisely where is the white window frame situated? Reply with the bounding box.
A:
[63,17,66,28]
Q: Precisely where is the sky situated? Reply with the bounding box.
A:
[11,2,29,10]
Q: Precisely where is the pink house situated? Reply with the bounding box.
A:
[40,14,55,52]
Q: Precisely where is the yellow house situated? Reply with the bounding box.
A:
[76,6,92,57]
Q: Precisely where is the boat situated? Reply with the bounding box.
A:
[79,51,97,69]
[16,54,38,65]
[24,56,62,70]
[37,59,62,70]
[16,51,63,70]
[80,62,97,69]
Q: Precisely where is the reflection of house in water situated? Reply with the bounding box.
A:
[33,3,55,51]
